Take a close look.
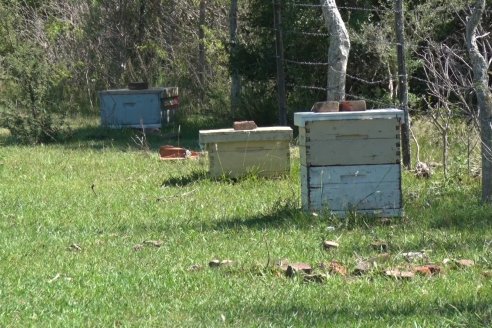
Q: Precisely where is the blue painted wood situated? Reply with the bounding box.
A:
[302,164,402,211]
[99,88,176,128]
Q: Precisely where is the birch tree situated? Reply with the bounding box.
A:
[466,0,492,202]
[320,0,350,101]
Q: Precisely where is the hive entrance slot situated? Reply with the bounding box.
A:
[335,134,369,140]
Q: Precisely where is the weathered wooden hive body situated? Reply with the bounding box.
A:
[294,109,404,217]
[199,127,293,178]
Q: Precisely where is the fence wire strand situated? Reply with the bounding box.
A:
[289,1,492,14]
[281,2,479,97]
[276,1,492,172]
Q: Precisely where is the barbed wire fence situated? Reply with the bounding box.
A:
[271,0,484,172]
[275,1,476,110]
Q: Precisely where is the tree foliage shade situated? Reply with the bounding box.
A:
[0,0,491,128]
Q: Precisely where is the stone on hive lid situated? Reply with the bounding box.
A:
[233,121,257,130]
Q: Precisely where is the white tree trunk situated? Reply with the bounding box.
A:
[466,0,492,202]
[320,0,350,101]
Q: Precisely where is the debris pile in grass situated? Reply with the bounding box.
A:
[181,239,482,283]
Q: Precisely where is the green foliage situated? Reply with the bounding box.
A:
[0,0,489,127]
[0,3,72,144]
[234,0,330,122]
[4,45,53,110]
[234,0,491,121]
[1,109,69,144]
[235,81,278,124]
[0,0,232,121]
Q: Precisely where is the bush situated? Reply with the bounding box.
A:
[0,32,71,144]
[0,109,69,144]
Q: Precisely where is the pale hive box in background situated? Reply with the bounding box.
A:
[294,109,405,217]
[199,127,293,178]
[99,87,179,128]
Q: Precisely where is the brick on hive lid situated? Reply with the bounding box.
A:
[339,100,367,112]
[311,101,339,113]
[233,121,257,130]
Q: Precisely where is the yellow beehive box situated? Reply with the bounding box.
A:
[199,127,293,178]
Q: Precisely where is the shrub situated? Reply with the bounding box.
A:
[0,109,69,144]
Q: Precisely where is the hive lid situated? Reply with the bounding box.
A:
[199,126,293,144]
[294,108,405,127]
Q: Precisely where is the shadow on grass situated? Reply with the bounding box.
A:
[59,113,229,152]
[64,125,182,151]
[53,124,205,153]
[403,175,492,231]
[161,170,209,187]
[213,201,492,233]
[239,299,491,326]
[204,203,310,232]
[158,168,282,189]
[404,191,492,231]
[0,118,206,152]
[429,205,492,230]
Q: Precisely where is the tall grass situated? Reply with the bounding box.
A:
[0,117,491,327]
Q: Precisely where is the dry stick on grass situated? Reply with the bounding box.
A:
[131,119,150,151]
[410,125,421,164]
[421,46,454,178]
[156,189,198,202]
[409,125,431,177]
[264,238,271,270]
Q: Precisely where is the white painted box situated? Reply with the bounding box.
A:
[301,164,402,217]
[199,127,293,178]
[294,109,404,217]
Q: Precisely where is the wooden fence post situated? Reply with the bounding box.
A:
[395,0,411,170]
[273,0,287,126]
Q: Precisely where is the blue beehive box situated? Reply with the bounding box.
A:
[99,87,178,129]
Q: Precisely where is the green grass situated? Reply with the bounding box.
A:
[0,118,491,327]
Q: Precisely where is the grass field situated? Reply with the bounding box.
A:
[0,117,491,327]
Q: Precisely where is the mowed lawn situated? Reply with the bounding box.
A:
[0,119,491,327]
